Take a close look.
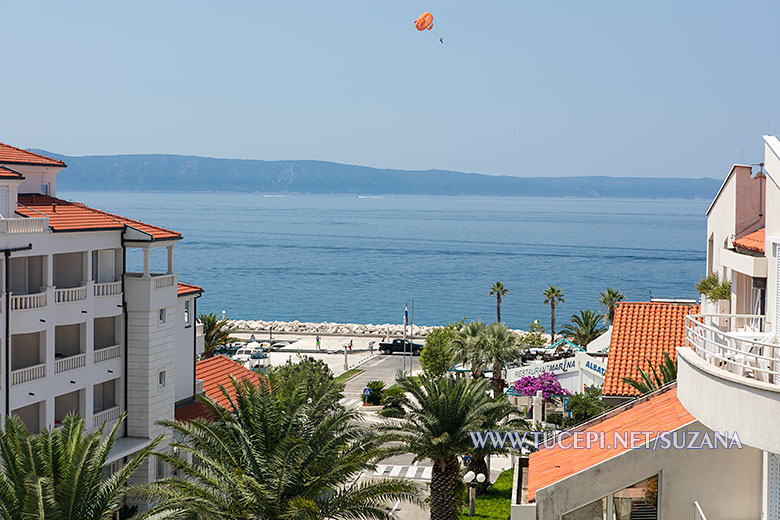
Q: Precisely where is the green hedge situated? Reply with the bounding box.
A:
[459,468,513,519]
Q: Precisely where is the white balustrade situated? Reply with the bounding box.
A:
[686,314,780,384]
[153,274,175,289]
[94,281,122,297]
[10,292,47,311]
[92,406,121,428]
[0,217,48,234]
[94,344,121,363]
[11,363,46,385]
[54,353,86,374]
[55,286,87,303]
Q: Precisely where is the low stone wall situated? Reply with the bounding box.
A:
[227,319,436,336]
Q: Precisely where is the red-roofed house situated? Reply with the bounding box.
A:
[513,386,763,519]
[0,143,204,485]
[602,301,699,404]
[175,355,262,421]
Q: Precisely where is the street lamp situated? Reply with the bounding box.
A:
[463,470,486,516]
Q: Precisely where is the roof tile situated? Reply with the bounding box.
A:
[0,143,65,167]
[733,227,765,255]
[602,301,699,397]
[174,355,262,421]
[177,282,203,297]
[527,387,694,501]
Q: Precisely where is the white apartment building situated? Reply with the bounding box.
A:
[680,135,780,518]
[0,143,204,483]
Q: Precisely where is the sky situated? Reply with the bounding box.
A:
[2,1,779,178]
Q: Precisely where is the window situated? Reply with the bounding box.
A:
[158,370,166,388]
[159,308,166,324]
[156,457,166,480]
[40,183,49,196]
[184,300,191,327]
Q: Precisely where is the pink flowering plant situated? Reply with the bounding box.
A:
[512,372,569,402]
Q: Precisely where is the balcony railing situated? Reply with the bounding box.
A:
[0,217,48,234]
[55,286,87,303]
[694,501,707,520]
[94,344,121,363]
[685,314,779,385]
[92,406,121,428]
[94,281,121,297]
[54,353,86,374]
[154,274,175,289]
[11,363,46,385]
[11,292,47,311]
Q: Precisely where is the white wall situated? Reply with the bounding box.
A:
[174,295,196,404]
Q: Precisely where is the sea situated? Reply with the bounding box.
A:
[60,191,708,331]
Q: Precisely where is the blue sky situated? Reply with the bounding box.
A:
[2,1,779,178]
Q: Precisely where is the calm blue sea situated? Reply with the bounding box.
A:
[60,191,707,331]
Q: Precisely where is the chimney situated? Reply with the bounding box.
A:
[52,203,56,213]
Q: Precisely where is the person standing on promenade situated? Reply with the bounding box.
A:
[348,339,353,351]
[316,335,321,350]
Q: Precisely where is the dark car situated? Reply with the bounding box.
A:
[378,339,424,356]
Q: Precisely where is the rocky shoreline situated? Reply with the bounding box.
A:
[227,319,531,338]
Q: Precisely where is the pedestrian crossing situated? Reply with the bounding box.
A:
[339,397,364,409]
[372,464,432,481]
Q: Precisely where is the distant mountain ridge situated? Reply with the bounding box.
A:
[33,150,721,199]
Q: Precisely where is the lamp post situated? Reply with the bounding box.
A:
[463,470,486,516]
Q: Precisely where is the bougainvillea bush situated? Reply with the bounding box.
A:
[512,372,569,401]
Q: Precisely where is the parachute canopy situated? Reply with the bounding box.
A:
[414,12,433,31]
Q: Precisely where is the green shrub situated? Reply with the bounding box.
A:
[363,380,386,405]
[695,273,731,302]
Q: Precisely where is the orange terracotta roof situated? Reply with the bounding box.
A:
[527,387,694,501]
[15,194,181,239]
[177,282,203,297]
[0,143,65,167]
[602,301,699,397]
[733,227,765,255]
[0,166,24,180]
[175,355,262,421]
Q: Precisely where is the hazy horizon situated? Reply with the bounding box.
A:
[4,1,780,179]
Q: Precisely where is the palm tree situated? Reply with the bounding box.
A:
[198,311,237,358]
[488,281,509,323]
[0,413,160,520]
[136,377,421,519]
[449,321,487,379]
[385,374,517,520]
[599,288,625,324]
[622,352,677,395]
[474,322,525,397]
[560,310,608,348]
[542,286,565,342]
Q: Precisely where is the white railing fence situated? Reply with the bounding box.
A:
[94,344,121,363]
[54,353,86,374]
[10,292,47,310]
[694,501,707,520]
[686,314,779,385]
[55,286,87,303]
[11,363,46,385]
[92,406,121,428]
[0,217,48,234]
[153,274,175,289]
[94,281,121,297]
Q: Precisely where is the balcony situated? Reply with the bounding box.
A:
[94,281,121,297]
[0,217,48,234]
[54,353,86,374]
[679,313,780,453]
[92,406,121,428]
[55,286,87,304]
[11,292,47,311]
[11,363,46,385]
[153,273,175,289]
[94,344,121,363]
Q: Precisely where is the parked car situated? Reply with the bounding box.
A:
[378,339,423,356]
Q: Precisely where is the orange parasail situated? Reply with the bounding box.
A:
[414,12,433,31]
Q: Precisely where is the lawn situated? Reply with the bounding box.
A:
[459,469,513,519]
[333,369,363,385]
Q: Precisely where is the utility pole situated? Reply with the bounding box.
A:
[409,298,414,376]
[403,302,408,375]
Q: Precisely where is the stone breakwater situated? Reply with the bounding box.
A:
[228,319,532,338]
